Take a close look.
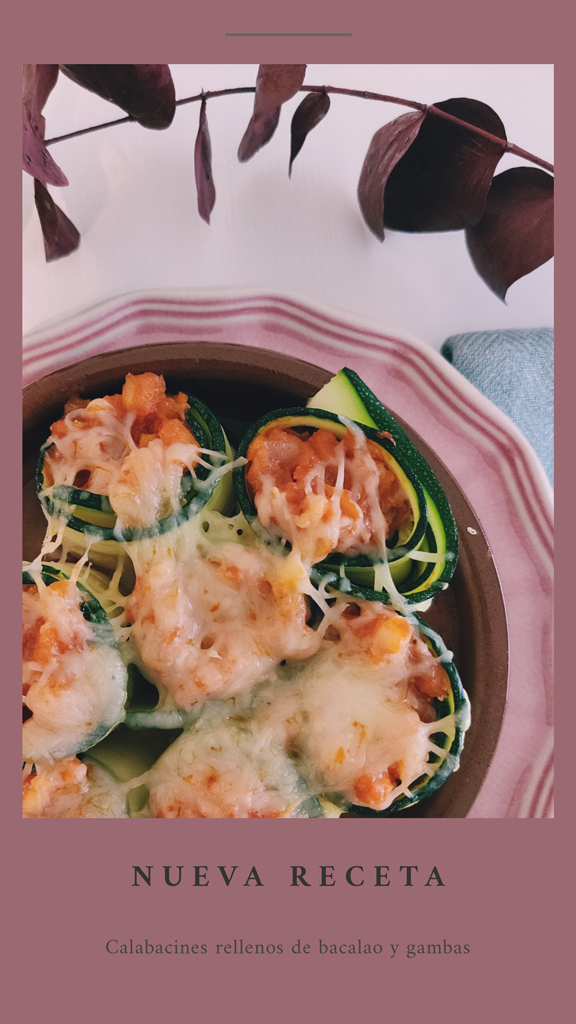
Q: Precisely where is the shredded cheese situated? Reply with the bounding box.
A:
[25,380,466,819]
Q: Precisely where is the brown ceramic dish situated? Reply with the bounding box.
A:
[23,342,509,818]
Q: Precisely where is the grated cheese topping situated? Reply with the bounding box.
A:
[143,705,310,819]
[245,419,412,569]
[22,757,127,818]
[124,530,323,711]
[25,379,465,819]
[41,374,206,532]
[251,597,454,812]
[22,575,127,764]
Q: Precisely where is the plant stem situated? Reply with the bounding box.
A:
[42,88,257,145]
[44,83,554,173]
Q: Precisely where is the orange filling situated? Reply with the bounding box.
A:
[407,635,451,700]
[353,761,403,808]
[246,425,411,547]
[22,581,88,673]
[328,600,451,701]
[45,373,198,489]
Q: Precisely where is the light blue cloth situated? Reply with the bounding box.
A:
[441,328,553,485]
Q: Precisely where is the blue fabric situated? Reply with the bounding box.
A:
[441,328,553,485]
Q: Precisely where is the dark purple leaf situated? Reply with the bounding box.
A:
[238,107,280,164]
[34,179,80,261]
[289,90,331,177]
[465,167,554,300]
[357,110,426,240]
[22,65,68,186]
[60,65,176,129]
[23,63,59,123]
[383,98,507,232]
[194,99,216,225]
[238,64,307,163]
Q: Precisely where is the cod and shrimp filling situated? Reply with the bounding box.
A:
[125,538,322,711]
[22,577,127,764]
[22,758,127,818]
[245,422,412,565]
[41,372,202,530]
[252,598,452,813]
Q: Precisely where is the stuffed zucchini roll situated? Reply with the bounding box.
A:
[140,704,312,818]
[22,563,128,764]
[308,369,458,604]
[36,373,234,557]
[22,757,128,818]
[124,520,322,715]
[234,409,427,584]
[254,596,469,815]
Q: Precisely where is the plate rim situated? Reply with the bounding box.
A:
[21,285,554,509]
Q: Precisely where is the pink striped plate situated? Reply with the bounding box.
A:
[23,288,554,818]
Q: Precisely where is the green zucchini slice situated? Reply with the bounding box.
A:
[309,369,458,602]
[37,391,233,548]
[349,616,469,816]
[313,520,446,606]
[22,562,128,764]
[234,407,428,577]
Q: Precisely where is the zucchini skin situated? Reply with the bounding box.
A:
[314,521,452,605]
[347,615,469,817]
[233,406,428,561]
[36,392,230,544]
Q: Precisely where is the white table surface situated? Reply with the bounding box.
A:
[22,64,554,350]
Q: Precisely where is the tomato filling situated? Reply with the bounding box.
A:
[245,424,412,564]
[42,373,205,530]
[22,575,128,766]
[22,580,91,679]
[43,372,199,494]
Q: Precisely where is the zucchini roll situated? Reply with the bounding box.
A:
[124,517,322,716]
[36,373,233,557]
[140,704,313,819]
[253,596,469,815]
[308,369,458,604]
[22,563,128,764]
[22,757,127,818]
[234,409,427,587]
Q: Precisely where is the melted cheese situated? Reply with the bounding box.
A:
[144,706,309,818]
[125,536,322,711]
[246,419,411,569]
[26,383,464,818]
[42,402,139,493]
[22,758,127,818]
[22,578,127,764]
[253,599,454,812]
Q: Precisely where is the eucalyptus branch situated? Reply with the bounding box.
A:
[44,83,554,173]
[28,64,553,293]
